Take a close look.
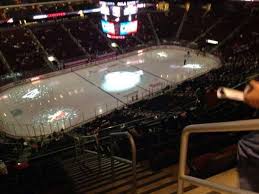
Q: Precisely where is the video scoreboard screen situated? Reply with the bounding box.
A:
[100,0,139,39]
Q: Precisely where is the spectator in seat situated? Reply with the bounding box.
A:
[238,80,259,192]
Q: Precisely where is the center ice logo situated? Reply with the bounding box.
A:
[102,70,143,92]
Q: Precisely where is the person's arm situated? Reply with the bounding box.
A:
[217,87,244,101]
[244,80,259,109]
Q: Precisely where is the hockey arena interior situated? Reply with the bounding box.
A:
[0,0,259,194]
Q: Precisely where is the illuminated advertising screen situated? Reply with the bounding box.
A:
[120,20,138,35]
[100,0,139,39]
[101,20,115,35]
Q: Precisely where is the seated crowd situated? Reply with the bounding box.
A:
[0,28,49,78]
[63,15,112,57]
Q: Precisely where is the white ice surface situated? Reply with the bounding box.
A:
[0,47,219,137]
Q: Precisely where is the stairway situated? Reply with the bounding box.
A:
[0,50,13,75]
[176,11,188,40]
[62,153,182,194]
[60,24,89,56]
[147,13,161,45]
[26,27,59,71]
[88,20,119,53]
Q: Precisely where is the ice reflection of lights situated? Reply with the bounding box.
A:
[183,64,201,69]
[170,63,202,69]
[33,107,79,126]
[157,51,168,58]
[137,50,143,54]
[138,52,143,56]
[60,94,63,98]
[102,70,143,92]
[0,95,8,100]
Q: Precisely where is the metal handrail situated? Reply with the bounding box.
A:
[177,119,259,194]
[74,133,99,159]
[110,132,137,194]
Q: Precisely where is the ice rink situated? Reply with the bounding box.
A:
[0,46,220,138]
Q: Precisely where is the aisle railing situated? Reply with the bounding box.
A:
[110,132,137,194]
[177,119,259,194]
